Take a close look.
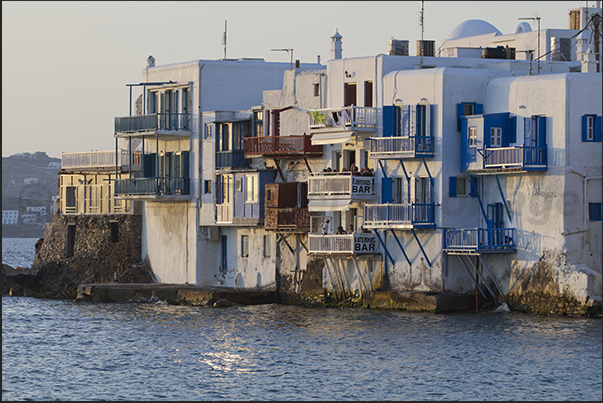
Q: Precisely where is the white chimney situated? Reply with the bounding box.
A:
[331,29,343,60]
[147,55,155,68]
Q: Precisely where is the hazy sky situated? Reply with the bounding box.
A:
[2,1,591,158]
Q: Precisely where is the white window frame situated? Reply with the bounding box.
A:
[469,126,477,147]
[456,177,470,197]
[586,115,594,141]
[263,235,271,257]
[245,175,257,203]
[490,127,502,147]
[241,235,249,258]
[204,123,213,139]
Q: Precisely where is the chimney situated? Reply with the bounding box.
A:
[295,59,300,69]
[331,29,343,60]
[147,55,155,68]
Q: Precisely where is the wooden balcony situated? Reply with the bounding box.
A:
[264,208,311,231]
[113,177,190,197]
[369,136,435,159]
[443,228,516,253]
[243,135,322,158]
[62,150,142,171]
[308,233,379,254]
[114,113,191,136]
[363,203,436,229]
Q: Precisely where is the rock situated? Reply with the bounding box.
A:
[213,299,233,308]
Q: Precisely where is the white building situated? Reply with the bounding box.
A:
[2,210,19,225]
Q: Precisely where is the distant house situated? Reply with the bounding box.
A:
[2,210,19,225]
[20,213,39,224]
[46,162,61,169]
[27,206,47,216]
[24,178,38,185]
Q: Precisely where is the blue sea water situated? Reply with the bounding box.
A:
[2,238,602,401]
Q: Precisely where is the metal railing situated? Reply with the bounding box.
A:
[216,150,249,169]
[370,136,435,157]
[243,134,322,156]
[114,113,191,134]
[308,106,377,130]
[308,233,379,254]
[113,177,190,196]
[364,203,436,227]
[308,173,374,198]
[483,146,547,169]
[61,150,143,170]
[443,228,516,251]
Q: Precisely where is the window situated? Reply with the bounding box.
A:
[457,177,469,197]
[66,225,76,257]
[241,235,249,257]
[204,123,213,139]
[364,81,373,107]
[253,111,263,137]
[110,222,119,243]
[490,127,502,147]
[449,176,477,198]
[457,102,483,131]
[313,83,320,97]
[469,127,477,147]
[582,115,601,142]
[266,189,272,201]
[204,180,212,194]
[245,175,257,203]
[589,203,602,221]
[263,235,271,257]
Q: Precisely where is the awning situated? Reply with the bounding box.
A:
[308,199,351,212]
[310,131,354,145]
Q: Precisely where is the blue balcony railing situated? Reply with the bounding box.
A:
[443,228,516,252]
[113,177,190,196]
[483,146,547,170]
[216,150,249,169]
[364,203,436,228]
[369,136,435,158]
[114,113,191,134]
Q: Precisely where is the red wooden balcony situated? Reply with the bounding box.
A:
[243,134,322,158]
[264,207,311,231]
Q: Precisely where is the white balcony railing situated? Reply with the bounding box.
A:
[308,233,379,254]
[61,150,142,170]
[216,203,233,223]
[308,173,375,199]
[308,106,377,131]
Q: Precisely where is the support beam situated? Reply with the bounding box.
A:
[373,229,395,266]
[273,158,285,182]
[364,258,373,290]
[388,229,412,266]
[411,229,431,267]
[462,254,496,299]
[456,255,488,299]
[477,255,507,302]
[495,175,512,222]
[277,233,295,255]
[352,258,367,295]
[295,233,308,253]
[470,176,488,223]
[338,259,352,299]
[323,258,342,300]
[378,159,387,178]
[302,157,312,174]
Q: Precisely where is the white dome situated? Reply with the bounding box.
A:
[446,19,502,40]
[516,21,532,34]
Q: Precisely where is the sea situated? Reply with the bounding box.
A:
[2,237,602,401]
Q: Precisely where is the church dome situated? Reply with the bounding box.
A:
[515,21,532,33]
[446,19,502,40]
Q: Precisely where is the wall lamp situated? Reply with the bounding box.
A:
[345,70,352,78]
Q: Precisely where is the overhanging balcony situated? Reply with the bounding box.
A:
[113,177,190,198]
[308,173,375,204]
[481,146,547,171]
[216,150,249,169]
[243,134,323,158]
[308,106,377,145]
[264,207,311,231]
[61,150,142,171]
[308,233,379,254]
[363,203,436,229]
[369,136,434,159]
[443,228,516,253]
[114,113,191,136]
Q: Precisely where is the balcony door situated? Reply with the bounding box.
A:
[344,83,357,107]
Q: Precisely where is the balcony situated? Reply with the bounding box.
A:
[369,136,434,159]
[308,233,379,254]
[217,203,233,224]
[308,107,377,144]
[113,177,190,197]
[443,228,516,253]
[308,173,375,200]
[62,150,142,171]
[216,150,249,169]
[243,134,323,158]
[363,203,436,229]
[481,146,547,171]
[264,208,311,231]
[114,113,191,135]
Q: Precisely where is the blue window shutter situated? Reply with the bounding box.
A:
[537,116,546,146]
[457,103,465,132]
[381,177,392,203]
[383,105,394,137]
[589,203,602,221]
[416,104,423,136]
[181,151,190,178]
[401,105,410,137]
[143,153,155,178]
[470,176,478,198]
[484,116,491,147]
[596,116,602,142]
[582,115,589,142]
[475,104,483,114]
[449,176,457,198]
[508,116,517,144]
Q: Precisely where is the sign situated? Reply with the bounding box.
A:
[352,177,373,195]
[353,234,377,253]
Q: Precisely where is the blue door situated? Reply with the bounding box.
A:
[221,235,227,272]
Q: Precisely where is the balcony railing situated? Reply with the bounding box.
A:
[308,106,377,131]
[308,233,379,254]
[216,203,233,223]
[483,146,547,170]
[264,208,311,231]
[308,173,375,199]
[369,136,435,159]
[113,177,190,196]
[114,113,191,134]
[364,203,436,228]
[61,150,142,170]
[243,134,323,157]
[443,228,516,252]
[216,150,249,169]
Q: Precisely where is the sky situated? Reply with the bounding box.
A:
[2,1,593,159]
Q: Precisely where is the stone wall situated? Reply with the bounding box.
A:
[30,211,155,298]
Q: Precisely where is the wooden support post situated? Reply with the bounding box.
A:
[475,255,479,313]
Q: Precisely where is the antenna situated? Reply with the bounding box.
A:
[519,16,541,75]
[271,48,294,70]
[419,0,425,65]
[222,20,227,59]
